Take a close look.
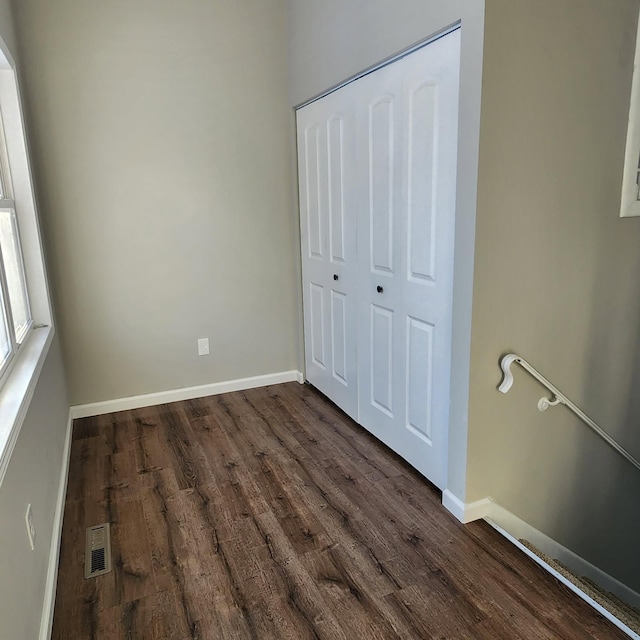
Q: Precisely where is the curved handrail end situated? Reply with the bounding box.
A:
[498,353,520,394]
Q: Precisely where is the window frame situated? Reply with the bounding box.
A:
[0,79,34,387]
[621,14,640,218]
[0,34,55,488]
[0,203,34,387]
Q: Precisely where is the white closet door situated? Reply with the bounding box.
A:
[297,87,359,420]
[357,31,460,489]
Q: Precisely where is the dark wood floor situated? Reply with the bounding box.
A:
[53,382,625,639]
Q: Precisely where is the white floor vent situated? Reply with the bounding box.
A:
[85,523,112,579]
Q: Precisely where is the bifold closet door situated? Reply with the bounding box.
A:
[297,87,359,420]
[297,29,461,489]
[356,31,460,489]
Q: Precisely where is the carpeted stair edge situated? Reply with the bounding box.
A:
[520,539,640,635]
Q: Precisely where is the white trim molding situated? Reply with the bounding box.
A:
[443,492,640,637]
[39,411,73,640]
[487,512,640,640]
[487,503,640,614]
[0,326,54,487]
[71,370,305,419]
[442,490,493,524]
[621,10,640,218]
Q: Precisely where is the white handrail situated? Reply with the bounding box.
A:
[498,353,640,472]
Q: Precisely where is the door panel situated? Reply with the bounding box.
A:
[330,290,348,384]
[406,316,434,442]
[397,31,460,488]
[328,116,347,264]
[371,304,394,417]
[304,125,323,259]
[369,96,396,274]
[407,82,438,283]
[357,30,460,489]
[309,283,325,369]
[298,88,359,421]
[356,59,406,448]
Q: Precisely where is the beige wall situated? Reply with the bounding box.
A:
[12,0,300,405]
[0,339,69,639]
[0,7,71,640]
[287,0,485,499]
[468,0,640,591]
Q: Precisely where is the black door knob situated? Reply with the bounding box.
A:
[377,285,384,293]
[333,274,339,281]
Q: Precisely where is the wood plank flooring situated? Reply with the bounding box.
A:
[52,382,626,639]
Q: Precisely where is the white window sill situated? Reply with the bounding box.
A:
[0,324,54,487]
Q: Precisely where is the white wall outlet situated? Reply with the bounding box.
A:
[197,338,210,356]
[25,504,35,550]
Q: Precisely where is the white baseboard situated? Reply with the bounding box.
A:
[71,370,304,419]
[442,489,493,524]
[39,410,73,640]
[487,516,640,640]
[486,503,640,613]
[442,491,640,636]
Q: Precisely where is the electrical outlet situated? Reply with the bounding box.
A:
[25,504,35,550]
[197,338,210,356]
